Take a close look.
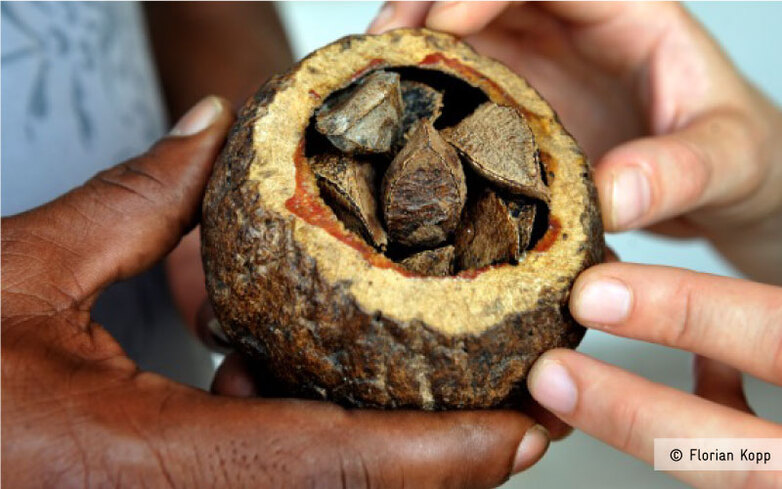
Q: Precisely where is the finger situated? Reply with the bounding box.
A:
[211,352,259,398]
[518,394,573,441]
[113,378,547,487]
[211,351,294,399]
[693,355,753,414]
[569,262,782,385]
[527,349,782,489]
[2,96,234,311]
[367,1,433,34]
[426,1,511,37]
[209,351,558,450]
[194,300,232,352]
[210,352,553,474]
[596,112,763,231]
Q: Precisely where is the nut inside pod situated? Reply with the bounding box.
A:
[201,28,604,409]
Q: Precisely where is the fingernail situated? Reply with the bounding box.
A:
[527,360,577,414]
[512,424,550,474]
[611,166,651,229]
[572,278,632,327]
[368,3,394,33]
[170,96,223,136]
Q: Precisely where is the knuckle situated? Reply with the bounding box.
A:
[91,164,157,206]
[186,428,389,489]
[316,421,411,489]
[666,136,712,209]
[730,110,767,193]
[334,450,376,489]
[317,426,390,489]
[88,159,190,236]
[663,276,701,349]
[608,397,643,455]
[770,323,782,384]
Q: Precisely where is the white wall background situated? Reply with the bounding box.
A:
[276,3,781,488]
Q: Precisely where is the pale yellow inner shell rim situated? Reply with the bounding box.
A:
[247,31,590,336]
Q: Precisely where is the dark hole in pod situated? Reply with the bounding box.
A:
[304,113,334,157]
[528,200,550,250]
[383,240,418,262]
[302,66,550,276]
[537,150,548,186]
[386,67,489,128]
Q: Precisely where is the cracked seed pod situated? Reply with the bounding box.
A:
[315,70,403,154]
[444,102,550,202]
[382,121,466,248]
[202,29,604,409]
[310,153,387,249]
[400,245,455,277]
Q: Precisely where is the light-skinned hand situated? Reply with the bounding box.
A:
[369,1,782,283]
[368,3,782,488]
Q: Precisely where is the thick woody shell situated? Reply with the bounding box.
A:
[201,29,604,409]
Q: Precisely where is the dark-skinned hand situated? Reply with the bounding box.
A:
[1,97,547,488]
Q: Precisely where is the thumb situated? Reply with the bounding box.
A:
[594,111,766,232]
[110,380,544,488]
[1,96,234,311]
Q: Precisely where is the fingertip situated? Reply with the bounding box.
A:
[425,1,464,32]
[569,273,633,329]
[594,146,652,232]
[595,127,726,232]
[606,163,652,231]
[169,95,232,137]
[569,263,613,317]
[367,2,394,33]
[367,2,433,34]
[512,424,550,475]
[526,351,578,415]
[519,395,574,440]
[530,347,572,365]
[426,1,510,36]
[211,352,258,398]
[202,96,235,138]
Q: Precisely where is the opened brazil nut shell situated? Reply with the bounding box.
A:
[201,29,604,409]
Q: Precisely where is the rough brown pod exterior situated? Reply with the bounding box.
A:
[201,29,604,409]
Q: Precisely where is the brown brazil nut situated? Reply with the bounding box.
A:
[201,29,604,409]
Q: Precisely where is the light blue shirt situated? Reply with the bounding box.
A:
[1,2,165,215]
[1,2,213,388]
